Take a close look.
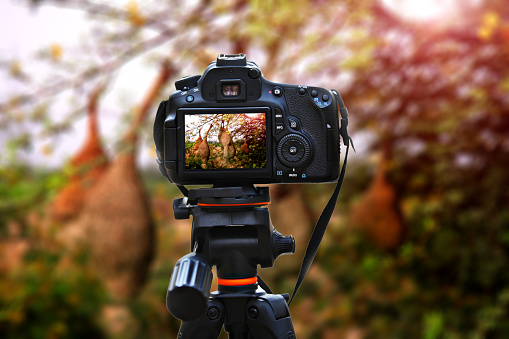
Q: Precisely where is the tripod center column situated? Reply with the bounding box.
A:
[209,225,260,293]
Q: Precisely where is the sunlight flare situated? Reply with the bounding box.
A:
[381,0,459,21]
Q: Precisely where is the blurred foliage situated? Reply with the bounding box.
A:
[0,250,106,338]
[0,166,66,227]
[0,201,106,338]
[1,0,509,338]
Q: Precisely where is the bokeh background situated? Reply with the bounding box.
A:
[1,0,509,338]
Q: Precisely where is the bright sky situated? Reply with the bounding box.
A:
[1,1,162,169]
[0,3,81,57]
[381,0,481,24]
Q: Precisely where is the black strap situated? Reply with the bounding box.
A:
[288,143,350,305]
[288,89,353,305]
[176,184,189,197]
[257,275,273,294]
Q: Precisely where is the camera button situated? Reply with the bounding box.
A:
[273,87,283,97]
[298,87,306,95]
[275,168,284,178]
[185,95,194,102]
[288,172,299,179]
[288,118,300,131]
[275,123,285,134]
[275,107,284,122]
[322,94,329,102]
[248,68,261,79]
[311,90,318,97]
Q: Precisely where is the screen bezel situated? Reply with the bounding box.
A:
[176,107,272,183]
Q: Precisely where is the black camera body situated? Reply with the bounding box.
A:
[153,54,341,185]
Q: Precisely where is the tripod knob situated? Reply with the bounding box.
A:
[272,230,296,258]
[173,198,191,219]
[167,253,213,321]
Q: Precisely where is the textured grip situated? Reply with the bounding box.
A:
[284,88,327,177]
[166,253,213,321]
[153,100,168,155]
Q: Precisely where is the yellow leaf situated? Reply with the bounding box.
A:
[500,77,509,92]
[127,0,146,27]
[478,11,500,41]
[41,144,53,156]
[478,26,492,40]
[50,43,63,61]
[483,11,500,28]
[9,61,22,77]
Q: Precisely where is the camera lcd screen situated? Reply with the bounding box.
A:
[184,113,266,170]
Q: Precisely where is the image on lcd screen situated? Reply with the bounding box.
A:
[185,113,266,170]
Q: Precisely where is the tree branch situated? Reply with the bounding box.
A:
[122,60,174,150]
[0,0,213,113]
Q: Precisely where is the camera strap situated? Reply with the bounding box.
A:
[287,89,354,305]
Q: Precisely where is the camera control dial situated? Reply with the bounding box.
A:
[175,75,201,91]
[277,134,312,168]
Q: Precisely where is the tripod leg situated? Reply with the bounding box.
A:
[245,294,296,339]
[178,299,225,339]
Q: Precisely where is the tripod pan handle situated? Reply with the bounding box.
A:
[167,253,213,321]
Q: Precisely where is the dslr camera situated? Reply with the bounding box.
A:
[153,54,342,185]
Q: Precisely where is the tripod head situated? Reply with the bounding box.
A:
[168,185,295,321]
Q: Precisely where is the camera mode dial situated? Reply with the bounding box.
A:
[277,134,312,168]
[175,75,201,91]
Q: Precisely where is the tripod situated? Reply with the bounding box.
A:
[167,185,297,339]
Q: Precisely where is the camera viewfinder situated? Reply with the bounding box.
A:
[222,83,240,97]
